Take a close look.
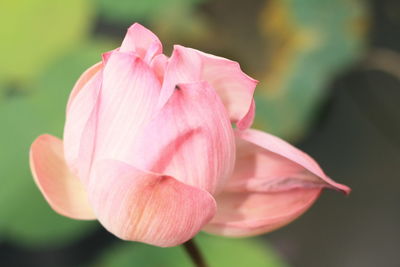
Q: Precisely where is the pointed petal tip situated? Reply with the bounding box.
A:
[172,44,185,51]
[127,22,147,31]
[328,180,351,195]
[235,128,351,195]
[249,76,259,84]
[170,45,191,61]
[120,22,162,61]
[102,50,113,64]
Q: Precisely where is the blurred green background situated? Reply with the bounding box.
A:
[1,0,399,266]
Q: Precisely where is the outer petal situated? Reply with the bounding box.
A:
[203,190,321,237]
[30,134,95,220]
[66,62,103,112]
[159,45,257,129]
[88,160,216,247]
[230,129,350,193]
[125,82,235,194]
[63,64,103,179]
[203,129,350,236]
[92,51,161,165]
[120,23,162,63]
[195,48,258,129]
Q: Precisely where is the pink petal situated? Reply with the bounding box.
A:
[122,82,235,194]
[150,53,169,83]
[203,189,321,236]
[159,45,258,128]
[63,64,103,179]
[120,23,162,63]
[157,45,202,109]
[236,99,255,130]
[66,62,102,112]
[30,134,95,220]
[88,160,216,247]
[195,49,258,129]
[234,129,351,193]
[102,49,116,65]
[92,51,161,166]
[203,129,350,236]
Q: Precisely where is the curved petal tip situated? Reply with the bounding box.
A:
[89,160,217,247]
[30,134,95,220]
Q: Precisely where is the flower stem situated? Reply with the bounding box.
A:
[183,239,208,267]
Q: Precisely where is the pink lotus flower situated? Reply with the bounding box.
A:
[30,23,350,247]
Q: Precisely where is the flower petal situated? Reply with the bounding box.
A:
[195,49,258,129]
[30,134,95,220]
[125,81,235,194]
[236,99,255,130]
[88,160,216,247]
[120,23,162,63]
[66,62,103,112]
[203,189,321,236]
[92,51,161,165]
[157,45,202,109]
[159,45,257,128]
[203,129,350,236]
[233,129,351,193]
[63,65,103,179]
[150,53,169,83]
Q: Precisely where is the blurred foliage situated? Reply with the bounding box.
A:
[0,0,369,265]
[0,0,93,95]
[94,233,288,267]
[0,97,96,246]
[255,0,368,140]
[97,0,211,48]
[98,0,204,23]
[0,40,115,246]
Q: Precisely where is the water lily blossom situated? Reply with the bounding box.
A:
[30,23,350,247]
